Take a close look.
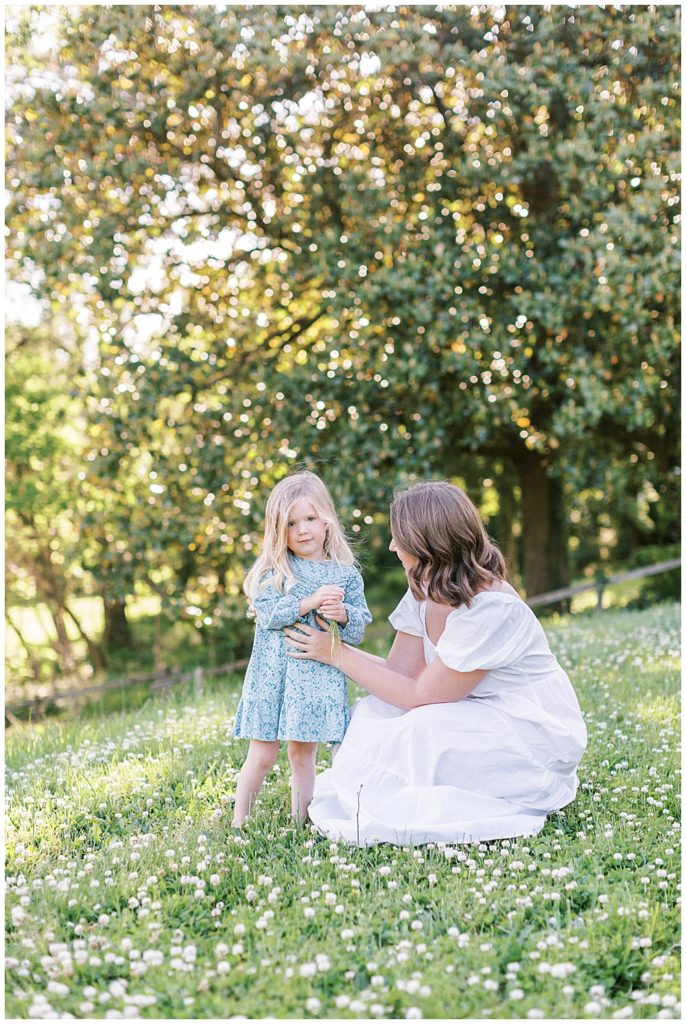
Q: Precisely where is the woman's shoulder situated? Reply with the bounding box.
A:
[388,588,425,637]
[443,585,533,635]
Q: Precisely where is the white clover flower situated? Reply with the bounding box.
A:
[217,961,231,975]
[405,1008,423,1019]
[299,963,317,978]
[550,962,576,979]
[305,998,321,1013]
[47,981,70,996]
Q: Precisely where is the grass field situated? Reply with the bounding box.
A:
[5,603,680,1019]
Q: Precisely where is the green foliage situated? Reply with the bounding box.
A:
[5,5,680,681]
[628,544,681,607]
[5,604,681,1018]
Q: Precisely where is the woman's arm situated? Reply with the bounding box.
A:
[348,632,426,673]
[284,622,484,710]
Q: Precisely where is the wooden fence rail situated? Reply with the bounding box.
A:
[526,557,680,609]
[5,557,680,722]
[6,659,249,716]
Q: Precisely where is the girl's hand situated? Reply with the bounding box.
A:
[299,585,344,617]
[285,619,339,666]
[319,598,348,625]
[313,585,344,605]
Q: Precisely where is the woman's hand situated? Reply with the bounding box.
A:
[285,619,340,666]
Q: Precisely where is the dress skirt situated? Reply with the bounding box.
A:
[309,693,584,846]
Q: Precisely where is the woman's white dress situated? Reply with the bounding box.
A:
[309,590,587,846]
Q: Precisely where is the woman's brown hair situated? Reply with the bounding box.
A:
[389,481,506,608]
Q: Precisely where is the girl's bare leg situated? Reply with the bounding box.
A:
[287,741,318,822]
[232,740,280,826]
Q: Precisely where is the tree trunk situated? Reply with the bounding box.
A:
[494,472,521,588]
[50,605,78,676]
[63,604,108,672]
[515,453,570,605]
[103,597,133,650]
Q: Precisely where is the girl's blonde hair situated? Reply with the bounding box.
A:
[244,471,355,601]
[390,481,506,608]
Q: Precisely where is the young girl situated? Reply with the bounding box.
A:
[232,471,372,826]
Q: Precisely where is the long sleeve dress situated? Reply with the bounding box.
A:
[308,588,587,845]
[234,554,372,743]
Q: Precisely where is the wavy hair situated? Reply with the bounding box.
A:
[244,471,355,602]
[390,481,506,608]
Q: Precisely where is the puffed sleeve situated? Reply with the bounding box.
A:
[252,578,310,630]
[388,589,424,638]
[338,567,372,645]
[435,596,536,672]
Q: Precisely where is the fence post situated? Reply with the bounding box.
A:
[193,667,204,699]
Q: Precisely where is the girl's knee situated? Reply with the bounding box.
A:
[287,741,318,767]
[247,740,279,772]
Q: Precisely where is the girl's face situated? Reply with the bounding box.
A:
[286,499,328,560]
[389,535,418,573]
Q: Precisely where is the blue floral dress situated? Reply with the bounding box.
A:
[234,555,372,743]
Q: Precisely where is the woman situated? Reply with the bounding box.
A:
[285,481,587,846]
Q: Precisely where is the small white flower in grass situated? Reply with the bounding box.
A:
[585,1002,603,1015]
[11,906,27,927]
[232,943,244,955]
[509,989,524,1001]
[411,920,423,931]
[217,961,230,975]
[341,928,354,940]
[109,980,127,997]
[306,998,321,1014]
[611,1008,634,1019]
[405,1009,423,1019]
[550,963,576,979]
[527,1011,545,1019]
[47,981,70,996]
[299,963,317,978]
[335,995,350,1009]
[234,924,246,936]
[304,907,315,918]
[350,1000,366,1012]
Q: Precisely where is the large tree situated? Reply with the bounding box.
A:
[7,3,679,635]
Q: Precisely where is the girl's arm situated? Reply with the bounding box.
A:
[252,583,308,630]
[253,583,344,630]
[285,622,484,710]
[336,569,373,645]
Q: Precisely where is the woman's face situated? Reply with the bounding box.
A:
[389,535,418,573]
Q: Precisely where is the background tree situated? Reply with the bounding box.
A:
[6,4,679,684]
